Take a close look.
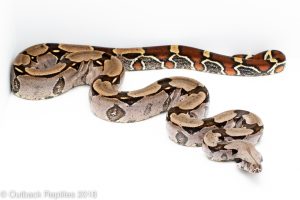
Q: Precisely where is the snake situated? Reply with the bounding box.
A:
[11,43,286,173]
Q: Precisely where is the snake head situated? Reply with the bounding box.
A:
[225,141,262,173]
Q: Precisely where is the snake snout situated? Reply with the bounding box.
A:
[249,163,262,173]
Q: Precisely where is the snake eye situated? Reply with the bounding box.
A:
[232,149,238,155]
[234,158,242,163]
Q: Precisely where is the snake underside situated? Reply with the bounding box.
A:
[11,43,286,173]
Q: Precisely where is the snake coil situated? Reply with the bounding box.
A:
[11,43,286,173]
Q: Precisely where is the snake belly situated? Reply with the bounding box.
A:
[11,43,285,173]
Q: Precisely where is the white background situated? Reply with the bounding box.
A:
[0,0,299,199]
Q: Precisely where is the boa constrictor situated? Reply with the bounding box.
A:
[11,43,286,173]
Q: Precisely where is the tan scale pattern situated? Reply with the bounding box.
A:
[11,43,283,173]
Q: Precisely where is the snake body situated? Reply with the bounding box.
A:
[11,43,286,173]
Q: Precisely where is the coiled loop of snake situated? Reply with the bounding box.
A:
[11,43,286,173]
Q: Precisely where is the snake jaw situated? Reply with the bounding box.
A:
[225,140,263,173]
[235,159,262,174]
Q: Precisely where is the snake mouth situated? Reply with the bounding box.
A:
[235,158,262,173]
